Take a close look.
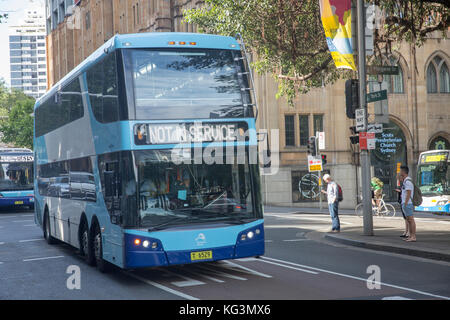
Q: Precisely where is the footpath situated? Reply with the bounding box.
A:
[264,205,450,262]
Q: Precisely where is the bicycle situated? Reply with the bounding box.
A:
[355,194,396,218]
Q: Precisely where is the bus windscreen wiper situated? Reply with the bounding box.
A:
[147,217,190,231]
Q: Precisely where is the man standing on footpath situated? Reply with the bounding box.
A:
[399,166,416,242]
[321,174,340,233]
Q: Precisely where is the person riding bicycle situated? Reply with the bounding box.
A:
[371,177,384,211]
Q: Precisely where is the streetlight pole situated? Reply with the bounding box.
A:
[357,0,373,235]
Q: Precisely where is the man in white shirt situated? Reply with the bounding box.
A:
[399,165,416,242]
[321,174,340,232]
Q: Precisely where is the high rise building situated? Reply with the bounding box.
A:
[8,7,47,99]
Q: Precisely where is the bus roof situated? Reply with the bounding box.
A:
[35,32,241,109]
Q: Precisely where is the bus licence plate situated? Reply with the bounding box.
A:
[190,250,212,261]
[14,201,23,205]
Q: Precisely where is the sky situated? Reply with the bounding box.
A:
[0,0,45,87]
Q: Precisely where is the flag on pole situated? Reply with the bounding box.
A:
[319,0,356,70]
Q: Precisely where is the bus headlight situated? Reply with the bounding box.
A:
[142,240,149,248]
[247,231,254,239]
[437,200,448,206]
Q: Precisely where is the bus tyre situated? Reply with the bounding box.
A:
[93,224,110,273]
[80,222,95,266]
[43,211,57,245]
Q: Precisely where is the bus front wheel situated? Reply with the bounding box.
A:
[43,211,57,245]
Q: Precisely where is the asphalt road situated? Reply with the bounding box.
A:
[1,207,449,300]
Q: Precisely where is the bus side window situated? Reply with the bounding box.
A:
[104,162,121,197]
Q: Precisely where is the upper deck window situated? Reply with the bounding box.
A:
[123,48,251,120]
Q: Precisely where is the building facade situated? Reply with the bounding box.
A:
[8,7,48,99]
[45,0,450,208]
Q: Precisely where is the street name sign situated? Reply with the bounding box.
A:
[367,89,387,103]
[367,65,399,75]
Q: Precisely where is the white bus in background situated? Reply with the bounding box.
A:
[415,150,450,214]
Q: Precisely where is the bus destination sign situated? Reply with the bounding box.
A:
[134,122,249,145]
[0,155,34,162]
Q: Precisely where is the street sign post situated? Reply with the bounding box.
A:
[367,123,383,133]
[308,155,323,172]
[367,132,376,149]
[317,132,325,150]
[355,108,366,132]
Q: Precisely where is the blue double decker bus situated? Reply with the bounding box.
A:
[34,32,264,271]
[0,148,34,209]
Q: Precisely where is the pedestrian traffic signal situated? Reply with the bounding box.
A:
[349,126,359,144]
[345,79,359,119]
[321,154,327,165]
[307,136,317,156]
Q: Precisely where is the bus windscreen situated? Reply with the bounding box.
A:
[124,48,250,120]
[0,162,34,191]
[133,149,260,229]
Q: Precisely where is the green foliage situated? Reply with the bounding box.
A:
[184,0,449,103]
[374,0,449,52]
[184,0,343,105]
[0,83,35,149]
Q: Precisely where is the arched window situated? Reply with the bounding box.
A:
[439,62,450,93]
[427,55,450,93]
[427,63,437,93]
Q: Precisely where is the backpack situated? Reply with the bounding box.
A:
[405,177,423,206]
[337,184,343,202]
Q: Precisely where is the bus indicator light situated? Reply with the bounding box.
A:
[134,239,141,246]
[168,41,176,45]
[189,42,197,45]
[179,41,186,45]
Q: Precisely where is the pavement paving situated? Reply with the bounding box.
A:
[265,205,450,262]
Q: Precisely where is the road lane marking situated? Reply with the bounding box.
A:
[178,266,225,283]
[19,239,44,243]
[0,215,17,218]
[222,260,273,278]
[264,240,273,243]
[283,239,311,242]
[258,258,319,275]
[261,256,450,300]
[161,269,206,287]
[382,296,413,300]
[23,224,37,227]
[196,264,248,281]
[125,271,199,300]
[0,242,4,245]
[12,220,34,223]
[23,256,64,262]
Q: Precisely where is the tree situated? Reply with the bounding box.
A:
[0,87,35,149]
[184,0,449,103]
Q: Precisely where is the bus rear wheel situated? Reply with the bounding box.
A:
[93,223,110,273]
[80,222,95,266]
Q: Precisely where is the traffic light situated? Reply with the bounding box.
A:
[321,154,327,165]
[345,79,359,119]
[307,136,317,156]
[349,126,359,144]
